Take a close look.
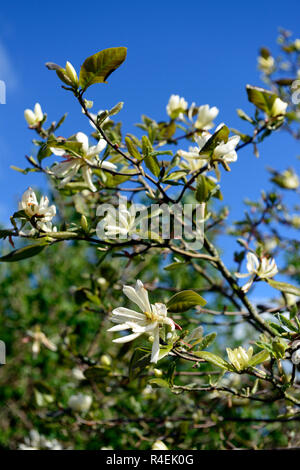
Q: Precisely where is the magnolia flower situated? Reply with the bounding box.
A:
[272,169,299,189]
[226,346,253,371]
[152,440,168,450]
[68,393,92,413]
[235,252,278,293]
[177,133,210,171]
[257,55,275,74]
[166,94,188,119]
[194,104,219,130]
[98,207,138,239]
[24,103,44,127]
[269,97,288,118]
[178,131,240,166]
[108,280,176,363]
[51,132,117,192]
[27,329,57,357]
[19,188,56,232]
[71,367,86,381]
[97,203,149,240]
[19,430,63,450]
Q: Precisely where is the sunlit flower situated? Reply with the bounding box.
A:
[194,104,219,130]
[235,252,278,293]
[27,328,57,358]
[108,280,176,363]
[226,346,253,371]
[68,393,92,413]
[271,169,299,189]
[19,430,63,450]
[178,131,240,166]
[24,103,44,127]
[152,440,168,450]
[51,132,117,192]
[166,94,188,119]
[19,188,56,233]
[270,97,288,118]
[257,55,275,74]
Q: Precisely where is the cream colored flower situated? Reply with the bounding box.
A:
[166,94,188,119]
[226,346,253,371]
[108,280,175,363]
[51,132,117,192]
[68,393,92,413]
[27,328,57,357]
[65,61,78,86]
[24,103,43,127]
[194,104,219,130]
[235,252,278,293]
[19,430,63,450]
[19,188,56,233]
[258,55,275,74]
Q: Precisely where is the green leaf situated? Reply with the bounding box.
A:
[0,244,46,262]
[164,261,187,271]
[193,351,230,370]
[192,332,217,351]
[167,290,206,313]
[125,136,142,160]
[248,350,270,367]
[84,366,110,382]
[199,125,229,156]
[279,315,299,333]
[266,279,300,297]
[79,47,127,91]
[148,378,170,389]
[129,347,151,381]
[236,108,254,123]
[246,85,276,113]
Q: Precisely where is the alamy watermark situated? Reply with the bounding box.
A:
[96,196,206,250]
[0,80,6,104]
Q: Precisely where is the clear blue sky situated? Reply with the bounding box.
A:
[0,0,299,293]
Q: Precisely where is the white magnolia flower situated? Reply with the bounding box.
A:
[152,440,168,450]
[258,55,275,74]
[97,203,149,240]
[71,367,86,381]
[235,252,278,293]
[226,346,253,371]
[68,393,92,413]
[272,169,299,189]
[51,132,117,192]
[166,94,188,119]
[24,103,44,127]
[108,280,176,363]
[19,430,63,450]
[178,131,240,166]
[194,104,219,130]
[177,133,210,171]
[19,188,56,233]
[27,329,57,357]
[270,97,288,118]
[212,135,240,163]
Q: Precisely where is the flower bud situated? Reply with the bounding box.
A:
[81,215,89,233]
[100,354,112,366]
[270,97,288,118]
[68,393,92,412]
[154,368,163,377]
[152,440,168,450]
[65,61,79,87]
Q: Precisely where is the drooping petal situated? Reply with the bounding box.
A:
[150,326,160,363]
[112,332,142,343]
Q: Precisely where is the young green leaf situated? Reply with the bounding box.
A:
[167,290,206,313]
[79,47,127,91]
[0,244,46,262]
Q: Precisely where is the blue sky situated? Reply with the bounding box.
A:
[0,0,299,294]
